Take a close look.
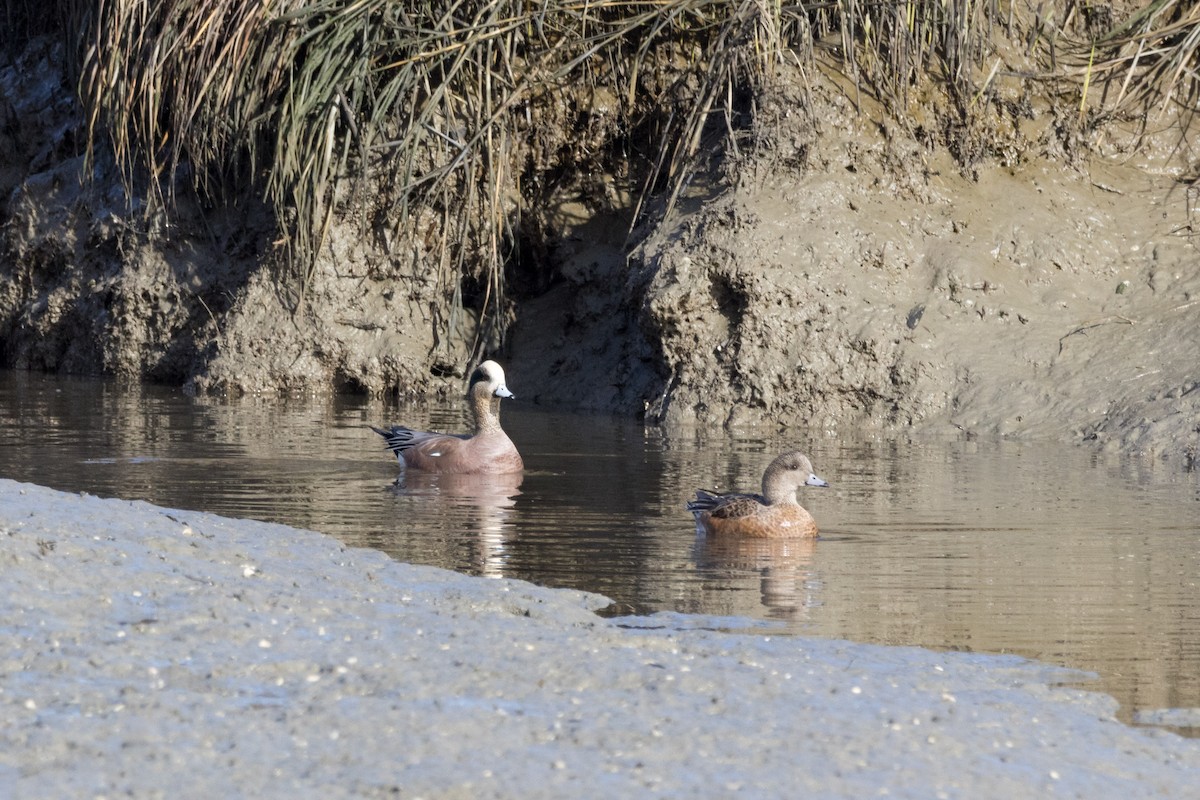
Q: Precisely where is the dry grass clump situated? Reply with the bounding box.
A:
[69,0,823,330]
[1073,0,1200,129]
[6,1,1198,355]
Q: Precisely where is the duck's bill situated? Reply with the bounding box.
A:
[806,473,829,487]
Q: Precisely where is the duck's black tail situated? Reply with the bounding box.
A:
[369,425,415,457]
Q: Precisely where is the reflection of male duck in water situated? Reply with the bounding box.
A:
[372,361,524,576]
[388,470,524,578]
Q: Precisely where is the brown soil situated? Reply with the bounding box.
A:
[626,76,1200,467]
[2,40,1197,466]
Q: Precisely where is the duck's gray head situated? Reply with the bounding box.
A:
[774,451,827,488]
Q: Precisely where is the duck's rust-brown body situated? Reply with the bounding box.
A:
[688,451,828,539]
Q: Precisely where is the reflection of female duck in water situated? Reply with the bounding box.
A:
[695,535,819,618]
[688,451,828,538]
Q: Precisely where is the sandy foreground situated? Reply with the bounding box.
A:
[2,479,1198,799]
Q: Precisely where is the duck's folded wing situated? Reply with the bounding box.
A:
[707,494,767,519]
[371,425,466,458]
[688,491,766,518]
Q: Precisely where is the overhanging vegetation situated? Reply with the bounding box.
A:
[6,1,1197,353]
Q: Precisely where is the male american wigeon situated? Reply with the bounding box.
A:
[687,451,828,538]
[371,360,524,474]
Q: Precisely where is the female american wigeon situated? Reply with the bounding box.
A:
[371,360,524,474]
[687,451,829,538]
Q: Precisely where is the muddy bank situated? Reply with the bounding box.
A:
[2,39,1197,465]
[2,478,1199,797]
[625,77,1200,466]
[0,40,482,399]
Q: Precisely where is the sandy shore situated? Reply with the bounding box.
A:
[2,478,1198,798]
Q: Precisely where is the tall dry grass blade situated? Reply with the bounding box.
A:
[1080,43,1096,124]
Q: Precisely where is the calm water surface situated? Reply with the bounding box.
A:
[2,370,1198,732]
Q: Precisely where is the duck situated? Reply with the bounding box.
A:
[687,451,828,538]
[370,360,524,474]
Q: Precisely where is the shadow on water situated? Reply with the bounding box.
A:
[1,369,1199,736]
